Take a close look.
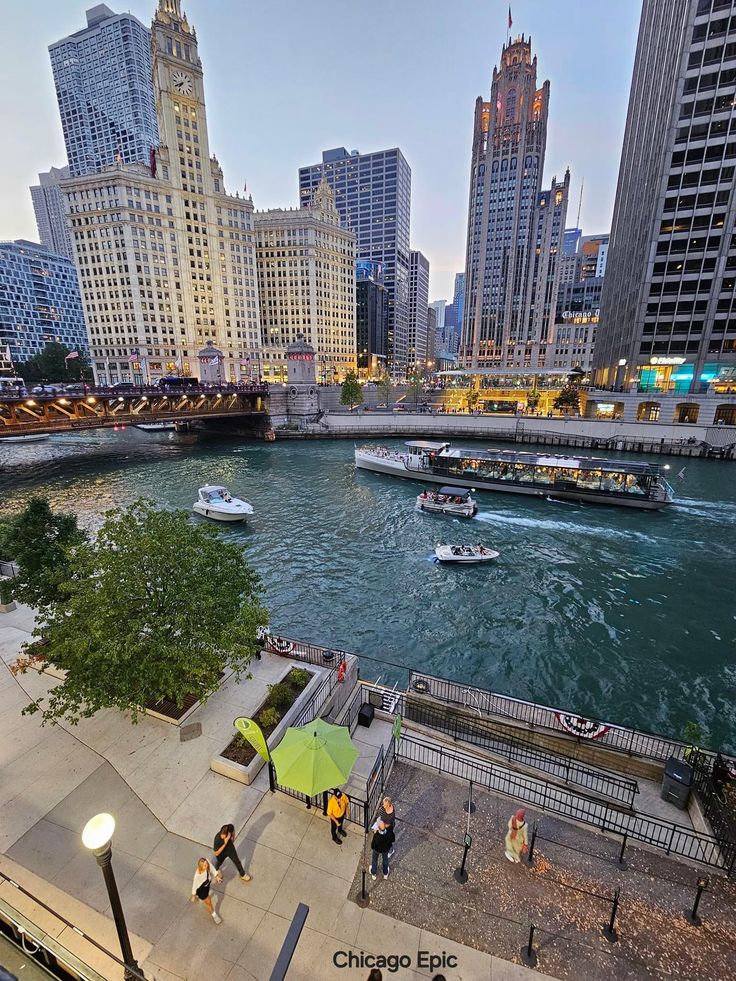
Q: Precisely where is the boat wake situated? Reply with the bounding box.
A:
[475,510,660,544]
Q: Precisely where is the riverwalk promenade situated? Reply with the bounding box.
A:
[2,604,735,980]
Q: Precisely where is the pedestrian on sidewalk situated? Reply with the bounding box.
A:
[504,808,529,863]
[327,788,350,845]
[213,823,252,882]
[370,820,395,880]
[378,795,396,858]
[190,858,221,924]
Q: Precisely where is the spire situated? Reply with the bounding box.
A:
[159,0,182,16]
[312,176,336,214]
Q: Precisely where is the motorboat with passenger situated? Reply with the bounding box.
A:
[434,543,499,564]
[192,485,254,522]
[417,486,477,517]
[355,441,674,510]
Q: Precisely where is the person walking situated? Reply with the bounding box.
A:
[370,820,395,880]
[504,808,529,863]
[190,857,221,924]
[378,796,396,858]
[327,789,349,845]
[213,823,251,882]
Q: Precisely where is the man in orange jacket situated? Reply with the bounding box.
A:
[327,788,349,844]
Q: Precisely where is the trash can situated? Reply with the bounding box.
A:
[661,757,693,810]
[357,703,375,728]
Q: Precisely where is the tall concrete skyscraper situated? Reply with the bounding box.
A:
[49,4,159,177]
[30,166,74,260]
[299,147,411,376]
[593,0,736,393]
[408,250,430,368]
[461,35,569,370]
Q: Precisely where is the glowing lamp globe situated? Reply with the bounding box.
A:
[82,813,115,851]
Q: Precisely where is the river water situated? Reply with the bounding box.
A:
[1,430,735,752]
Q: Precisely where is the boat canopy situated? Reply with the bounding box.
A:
[406,440,448,450]
[199,485,227,499]
[437,445,665,476]
[437,486,472,497]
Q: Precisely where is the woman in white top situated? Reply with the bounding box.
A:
[191,857,222,924]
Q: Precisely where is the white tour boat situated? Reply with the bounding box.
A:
[136,422,177,431]
[434,543,499,564]
[355,441,675,511]
[192,485,254,522]
[417,485,477,517]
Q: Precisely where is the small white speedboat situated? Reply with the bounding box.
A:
[1,434,50,443]
[192,485,254,522]
[418,485,477,518]
[136,422,176,431]
[434,543,499,564]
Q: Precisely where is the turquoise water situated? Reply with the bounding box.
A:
[1,431,735,752]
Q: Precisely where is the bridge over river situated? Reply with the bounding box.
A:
[0,383,268,438]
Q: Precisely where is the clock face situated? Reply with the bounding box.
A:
[171,70,193,96]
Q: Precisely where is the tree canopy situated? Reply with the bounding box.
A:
[375,373,393,405]
[23,500,268,724]
[340,371,364,409]
[553,386,580,413]
[18,342,92,384]
[3,497,86,608]
[407,371,423,407]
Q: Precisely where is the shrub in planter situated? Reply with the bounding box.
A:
[291,668,310,690]
[258,706,281,728]
[267,682,294,712]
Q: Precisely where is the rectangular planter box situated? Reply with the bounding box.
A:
[210,668,327,785]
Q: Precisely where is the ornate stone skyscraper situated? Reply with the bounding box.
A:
[61,0,261,384]
[461,36,568,370]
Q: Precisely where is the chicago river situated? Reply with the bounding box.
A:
[1,430,734,751]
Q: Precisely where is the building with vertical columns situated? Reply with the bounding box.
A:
[408,250,430,370]
[49,4,159,177]
[593,0,736,393]
[461,35,570,370]
[298,147,411,377]
[30,167,74,260]
[60,0,262,385]
[254,180,356,384]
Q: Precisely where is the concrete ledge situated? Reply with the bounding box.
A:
[210,665,325,785]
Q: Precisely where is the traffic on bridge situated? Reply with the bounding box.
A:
[0,382,268,438]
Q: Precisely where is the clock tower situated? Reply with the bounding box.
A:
[151,0,214,194]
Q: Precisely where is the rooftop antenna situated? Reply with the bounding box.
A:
[576,178,584,229]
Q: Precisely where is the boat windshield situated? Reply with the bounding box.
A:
[200,486,228,502]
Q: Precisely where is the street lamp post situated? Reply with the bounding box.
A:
[82,814,143,981]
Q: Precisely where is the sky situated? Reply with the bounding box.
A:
[0,0,642,299]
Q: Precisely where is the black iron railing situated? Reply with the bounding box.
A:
[690,750,736,871]
[401,695,638,807]
[408,670,703,765]
[396,732,735,874]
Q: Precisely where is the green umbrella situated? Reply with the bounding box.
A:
[271,717,359,797]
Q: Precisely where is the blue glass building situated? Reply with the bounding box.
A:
[49,4,159,177]
[0,241,88,366]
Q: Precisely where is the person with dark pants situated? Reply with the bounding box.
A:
[327,789,349,844]
[370,820,395,880]
[213,823,252,882]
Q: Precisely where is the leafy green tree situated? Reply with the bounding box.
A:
[466,389,480,413]
[4,497,86,608]
[407,370,423,409]
[18,342,92,384]
[340,371,364,409]
[375,373,393,406]
[22,500,267,724]
[526,388,541,411]
[553,386,580,413]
